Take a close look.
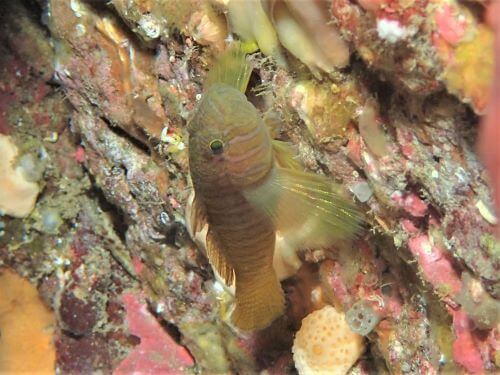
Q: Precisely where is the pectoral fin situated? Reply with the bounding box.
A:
[272,140,302,170]
[244,167,364,250]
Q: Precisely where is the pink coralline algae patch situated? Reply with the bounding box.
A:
[391,191,428,217]
[451,310,484,373]
[320,260,351,305]
[346,129,363,166]
[433,6,494,114]
[375,0,427,24]
[114,293,194,375]
[401,219,418,233]
[434,4,467,46]
[74,146,85,163]
[402,193,428,217]
[131,256,145,275]
[408,235,461,295]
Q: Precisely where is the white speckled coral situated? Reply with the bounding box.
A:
[293,305,365,375]
[0,135,40,218]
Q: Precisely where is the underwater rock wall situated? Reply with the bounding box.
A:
[0,0,498,373]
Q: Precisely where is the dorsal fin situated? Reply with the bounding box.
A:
[205,43,252,93]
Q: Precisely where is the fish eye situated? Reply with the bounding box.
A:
[209,139,224,155]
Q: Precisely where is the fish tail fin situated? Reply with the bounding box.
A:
[232,269,284,331]
[206,43,252,93]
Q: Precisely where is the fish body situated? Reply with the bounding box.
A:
[189,84,284,330]
[187,46,363,331]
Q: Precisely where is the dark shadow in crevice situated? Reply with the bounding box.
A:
[100,116,152,156]
[86,173,129,242]
[146,303,191,355]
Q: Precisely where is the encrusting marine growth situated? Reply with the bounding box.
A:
[293,305,365,374]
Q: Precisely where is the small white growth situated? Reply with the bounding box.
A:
[75,23,86,37]
[377,19,407,43]
[476,200,498,225]
[138,15,161,39]
[212,280,225,294]
[351,181,373,203]
[17,153,44,182]
[159,211,169,225]
[274,233,303,281]
[70,0,85,18]
[160,129,185,152]
[156,303,166,314]
[160,126,170,142]
[163,134,175,143]
[310,287,323,305]
[43,131,59,143]
[53,256,67,266]
[40,207,62,234]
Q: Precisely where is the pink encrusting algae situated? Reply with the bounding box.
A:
[408,235,461,296]
[434,4,467,46]
[451,310,486,373]
[480,0,500,220]
[114,293,194,375]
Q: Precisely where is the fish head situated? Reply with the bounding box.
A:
[188,84,273,189]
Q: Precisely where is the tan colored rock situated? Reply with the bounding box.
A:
[0,135,39,218]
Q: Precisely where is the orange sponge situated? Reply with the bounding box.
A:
[0,269,55,373]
